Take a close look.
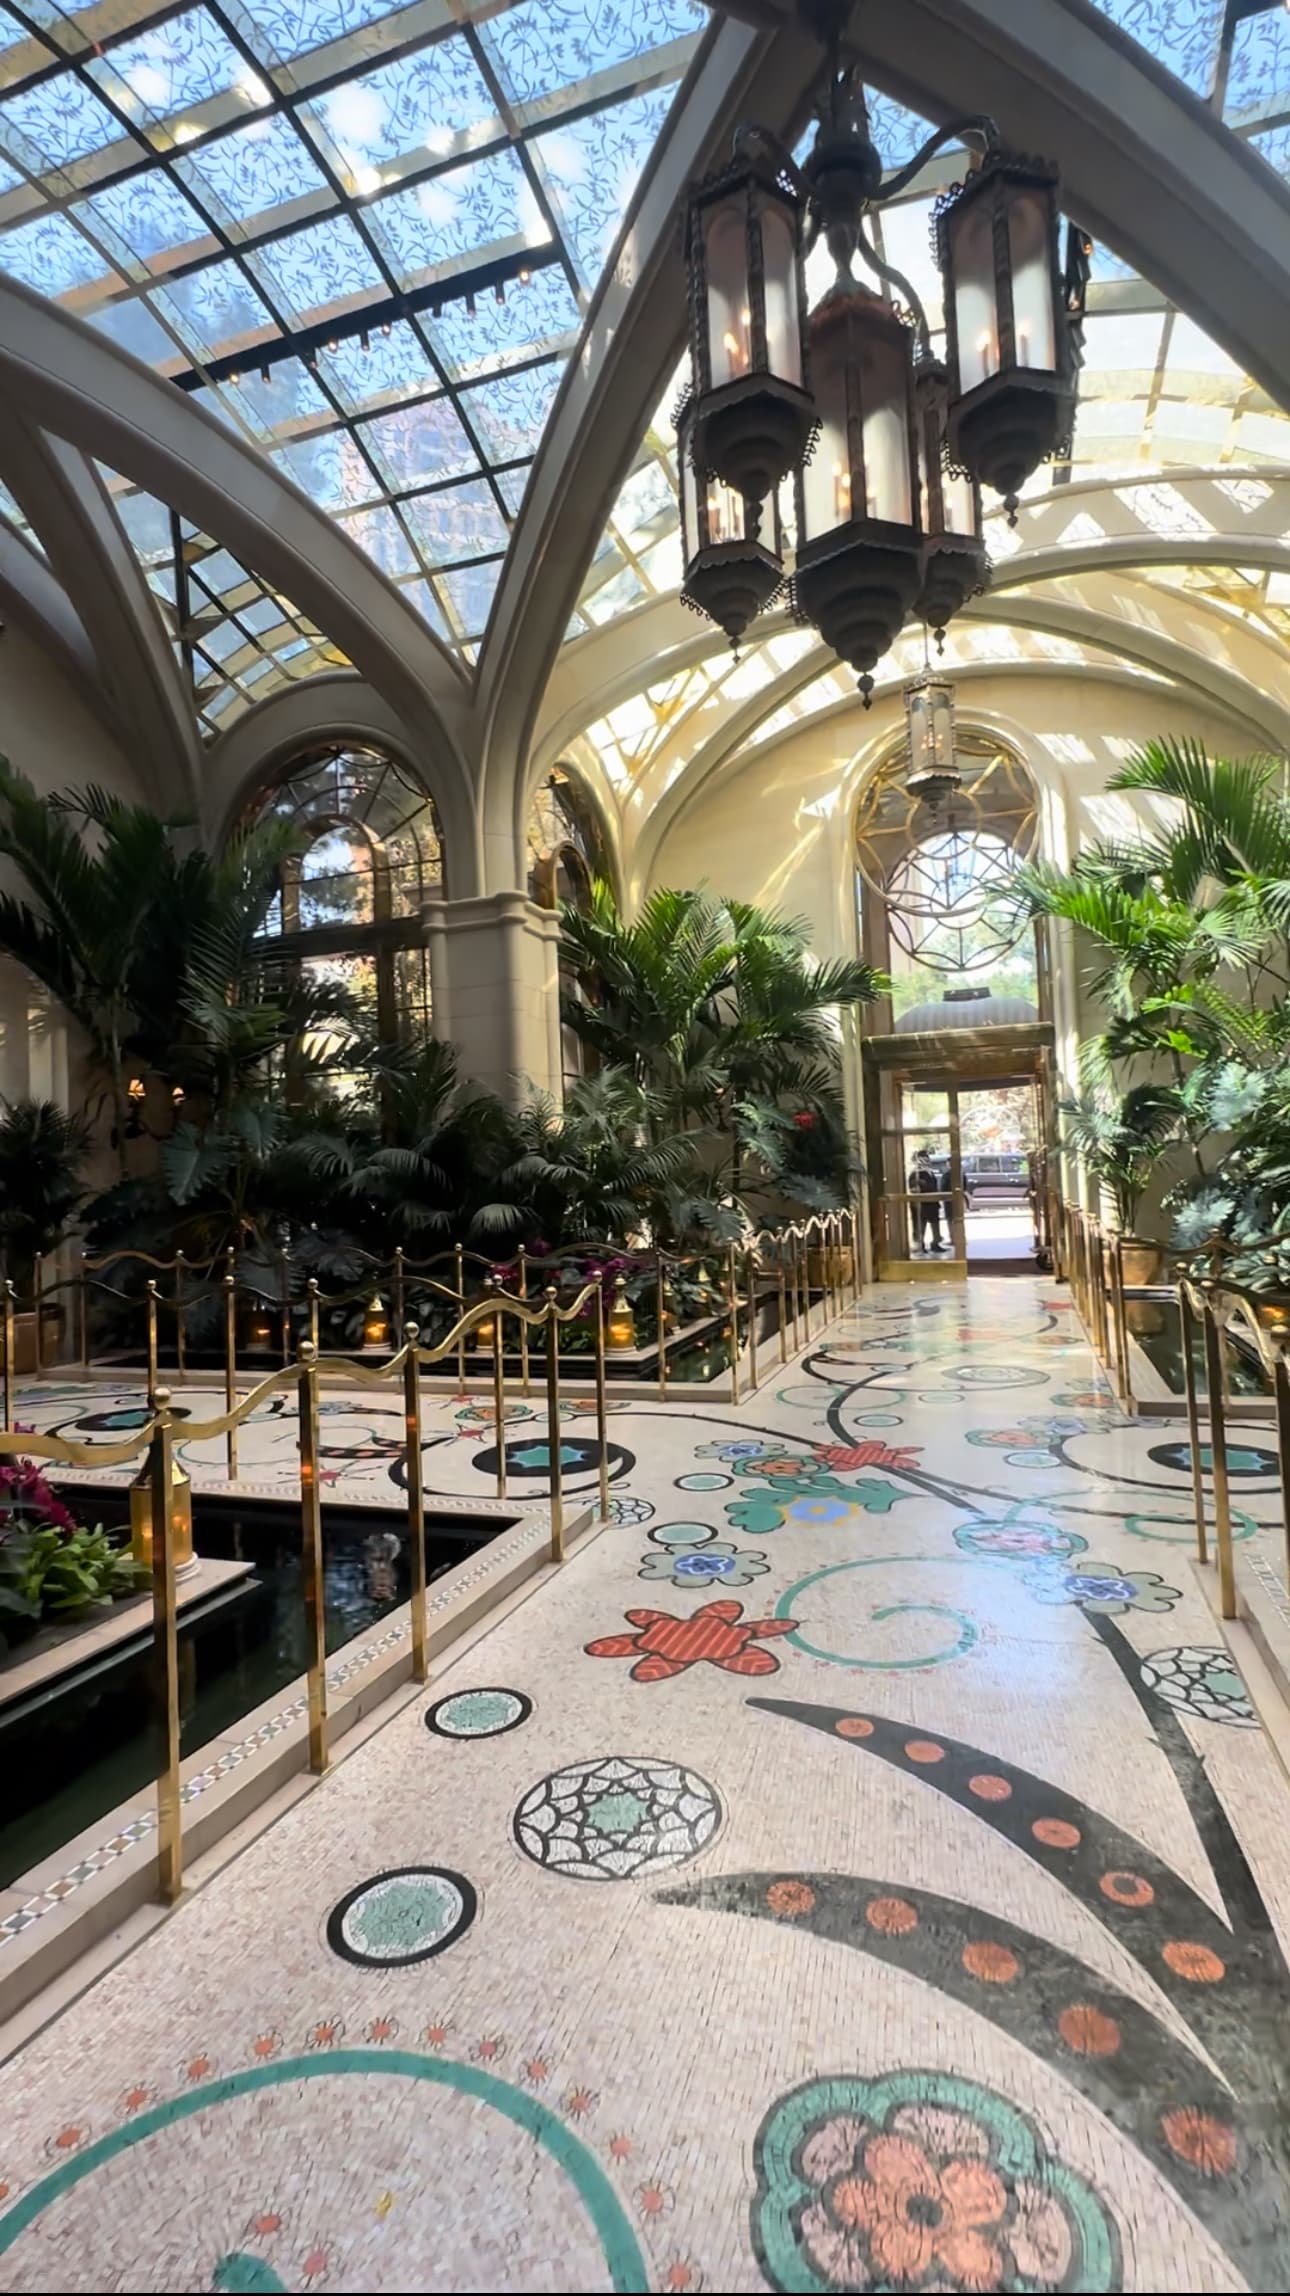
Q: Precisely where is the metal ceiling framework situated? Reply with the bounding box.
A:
[1,1,1290,888]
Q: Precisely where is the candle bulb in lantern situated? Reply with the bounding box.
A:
[833,465,852,521]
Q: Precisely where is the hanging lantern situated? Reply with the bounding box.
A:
[904,673,960,805]
[935,154,1084,520]
[791,283,924,704]
[683,148,815,508]
[677,393,785,646]
[915,362,987,646]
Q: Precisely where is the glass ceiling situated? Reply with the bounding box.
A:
[0,0,705,720]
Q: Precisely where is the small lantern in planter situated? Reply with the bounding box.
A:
[246,1301,275,1351]
[130,1452,198,1581]
[363,1294,390,1350]
[607,1275,636,1352]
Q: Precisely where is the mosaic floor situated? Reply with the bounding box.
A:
[4,1277,1290,2294]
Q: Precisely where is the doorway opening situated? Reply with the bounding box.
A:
[865,1048,1054,1282]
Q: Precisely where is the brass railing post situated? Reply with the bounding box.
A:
[1178,1283,1208,1566]
[727,1242,741,1403]
[1200,1295,1236,1620]
[798,1229,811,1345]
[489,1279,507,1501]
[1110,1237,1130,1405]
[778,1261,788,1364]
[745,1248,758,1393]
[850,1205,862,1307]
[403,1323,428,1686]
[307,1276,321,1354]
[146,1278,160,1399]
[280,1246,291,1367]
[223,1273,238,1481]
[1270,1340,1290,1616]
[656,1249,668,1400]
[174,1250,187,1385]
[32,1250,43,1374]
[455,1243,467,1392]
[149,1389,183,1905]
[393,1245,405,1340]
[79,1251,89,1369]
[296,1339,329,1773]
[594,1282,610,1522]
[544,1287,564,1563]
[517,1245,531,1396]
[2,1278,14,1433]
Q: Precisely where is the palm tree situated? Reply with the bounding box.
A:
[1059,1083,1181,1234]
[497,1072,700,1244]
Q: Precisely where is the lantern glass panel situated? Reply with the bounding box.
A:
[909,681,955,776]
[860,323,914,526]
[703,196,752,386]
[1007,188,1057,370]
[943,462,977,538]
[679,416,699,552]
[800,325,851,542]
[705,476,743,545]
[760,199,803,386]
[950,194,998,392]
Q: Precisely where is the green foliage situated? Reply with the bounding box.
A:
[0,1098,90,1289]
[1058,1082,1181,1234]
[0,1463,145,1648]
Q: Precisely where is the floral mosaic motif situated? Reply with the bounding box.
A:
[966,1415,1090,1467]
[721,1454,909,1538]
[1023,1561,1180,1615]
[606,1494,655,1526]
[424,1688,532,1740]
[953,1512,1087,1562]
[752,2071,1120,2293]
[1140,1646,1259,1728]
[638,1539,769,1589]
[585,1599,796,1682]
[814,1440,922,1471]
[326,1867,476,1966]
[513,1754,720,1879]
[1148,1438,1279,1482]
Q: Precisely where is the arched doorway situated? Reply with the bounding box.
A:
[854,726,1055,1278]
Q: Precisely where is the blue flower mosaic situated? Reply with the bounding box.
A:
[638,1539,769,1589]
[1022,1560,1181,1615]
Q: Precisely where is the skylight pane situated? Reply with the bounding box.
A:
[273,427,381,511]
[248,214,386,325]
[0,69,129,167]
[339,501,419,577]
[1227,2,1290,119]
[426,262,580,379]
[78,170,213,270]
[88,294,178,362]
[438,557,501,635]
[175,112,331,228]
[223,358,332,436]
[302,36,500,190]
[457,360,562,459]
[150,257,277,357]
[229,0,408,70]
[319,319,441,413]
[0,206,112,291]
[88,10,266,133]
[531,87,671,287]
[1086,2,1224,97]
[480,0,703,107]
[368,145,545,286]
[359,394,478,488]
[401,477,508,565]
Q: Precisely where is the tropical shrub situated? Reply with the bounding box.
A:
[0,1098,90,1291]
[0,1459,145,1647]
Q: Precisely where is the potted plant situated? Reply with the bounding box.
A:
[0,1098,90,1372]
[1059,1085,1180,1283]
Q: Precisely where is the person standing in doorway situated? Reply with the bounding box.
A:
[908,1148,944,1254]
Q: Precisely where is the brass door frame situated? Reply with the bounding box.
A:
[864,1036,1054,1282]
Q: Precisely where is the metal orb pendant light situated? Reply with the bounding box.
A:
[677,2,1088,696]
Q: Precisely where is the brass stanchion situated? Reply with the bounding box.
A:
[489,1278,507,1501]
[307,1276,321,1353]
[1178,1284,1208,1565]
[727,1242,741,1403]
[393,1246,405,1340]
[78,1251,89,1369]
[174,1250,187,1384]
[146,1278,160,1399]
[545,1287,564,1563]
[1110,1238,1130,1405]
[296,1340,329,1772]
[850,1206,862,1306]
[403,1323,428,1686]
[280,1246,291,1367]
[455,1242,467,1392]
[518,1246,531,1396]
[656,1250,668,1399]
[223,1273,238,1481]
[745,1249,758,1394]
[32,1250,43,1375]
[3,1277,14,1432]
[778,1263,788,1364]
[798,1229,811,1345]
[1270,1343,1290,1617]
[1201,1297,1236,1620]
[594,1284,610,1522]
[149,1389,183,1905]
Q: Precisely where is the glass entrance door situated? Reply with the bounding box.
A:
[874,1084,966,1274]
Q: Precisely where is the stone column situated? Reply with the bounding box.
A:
[423,891,565,1105]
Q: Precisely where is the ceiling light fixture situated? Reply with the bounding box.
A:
[677,0,1088,700]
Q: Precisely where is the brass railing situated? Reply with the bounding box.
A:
[0,1281,606,1910]
[6,1208,862,1401]
[1176,1279,1290,1624]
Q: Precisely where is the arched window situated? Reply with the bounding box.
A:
[248,745,444,1100]
[855,734,1041,1028]
[526,767,612,1090]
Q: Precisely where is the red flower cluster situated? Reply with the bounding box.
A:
[815,1440,921,1472]
[792,1111,817,1131]
[0,1457,77,1539]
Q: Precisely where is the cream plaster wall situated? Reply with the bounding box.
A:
[0,625,144,1111]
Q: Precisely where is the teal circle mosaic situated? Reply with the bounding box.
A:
[326,1867,476,1966]
[774,1558,978,1671]
[676,1471,733,1492]
[425,1688,532,1741]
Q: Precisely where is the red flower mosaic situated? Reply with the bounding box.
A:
[365,2016,398,2044]
[585,1599,797,1683]
[422,2023,450,2050]
[565,2086,598,2118]
[474,2036,506,2063]
[815,1440,921,1472]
